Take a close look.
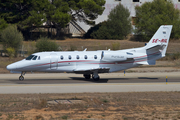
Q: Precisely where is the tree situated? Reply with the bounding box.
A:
[0,18,8,42]
[0,0,49,39]
[0,0,106,39]
[35,37,59,52]
[68,0,106,25]
[86,3,132,39]
[45,0,71,37]
[135,0,180,41]
[1,25,23,57]
[0,18,8,31]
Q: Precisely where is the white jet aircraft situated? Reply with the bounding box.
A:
[7,25,172,81]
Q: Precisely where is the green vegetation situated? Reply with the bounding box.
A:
[134,0,180,41]
[85,3,131,40]
[1,25,23,57]
[0,18,8,32]
[35,37,59,52]
[0,0,105,39]
[6,47,15,58]
[61,115,68,119]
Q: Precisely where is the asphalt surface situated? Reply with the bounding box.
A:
[0,72,179,94]
[0,72,179,84]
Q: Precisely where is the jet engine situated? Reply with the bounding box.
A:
[101,51,127,62]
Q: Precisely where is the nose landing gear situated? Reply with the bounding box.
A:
[19,72,26,81]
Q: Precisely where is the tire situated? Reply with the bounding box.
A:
[19,76,24,81]
[92,76,100,81]
[83,74,91,79]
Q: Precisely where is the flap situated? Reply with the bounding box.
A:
[74,67,110,74]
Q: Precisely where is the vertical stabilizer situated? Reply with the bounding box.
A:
[145,25,173,57]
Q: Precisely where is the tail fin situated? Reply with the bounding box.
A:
[145,25,173,57]
[136,25,172,65]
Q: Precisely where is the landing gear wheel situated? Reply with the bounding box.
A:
[19,75,24,81]
[92,76,100,81]
[83,74,91,79]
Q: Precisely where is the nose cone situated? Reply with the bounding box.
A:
[6,64,17,71]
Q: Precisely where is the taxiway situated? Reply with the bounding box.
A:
[0,72,179,94]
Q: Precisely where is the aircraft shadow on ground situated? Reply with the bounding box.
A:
[138,77,158,80]
[69,77,109,83]
[70,77,130,83]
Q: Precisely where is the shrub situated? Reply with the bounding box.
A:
[35,37,59,52]
[6,47,15,58]
[1,25,23,57]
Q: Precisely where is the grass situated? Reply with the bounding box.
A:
[61,115,68,119]
[35,115,44,120]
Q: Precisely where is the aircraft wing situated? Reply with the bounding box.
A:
[73,67,110,74]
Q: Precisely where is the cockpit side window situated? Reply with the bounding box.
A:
[38,56,40,60]
[32,56,37,60]
[26,55,35,60]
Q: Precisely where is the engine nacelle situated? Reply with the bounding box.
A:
[101,51,127,62]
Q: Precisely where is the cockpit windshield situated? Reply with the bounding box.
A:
[26,55,35,60]
[32,56,37,60]
[26,55,40,60]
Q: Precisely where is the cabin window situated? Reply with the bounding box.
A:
[94,55,97,59]
[32,56,37,60]
[38,56,40,60]
[84,55,88,59]
[69,55,72,60]
[26,55,35,60]
[60,55,64,60]
[76,55,80,59]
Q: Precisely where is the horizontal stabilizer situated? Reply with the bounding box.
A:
[146,44,166,52]
[136,60,156,65]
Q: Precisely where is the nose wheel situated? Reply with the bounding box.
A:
[19,75,24,81]
[19,72,26,81]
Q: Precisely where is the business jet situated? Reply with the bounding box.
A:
[7,25,172,81]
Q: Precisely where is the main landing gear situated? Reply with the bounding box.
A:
[83,73,100,81]
[19,72,26,81]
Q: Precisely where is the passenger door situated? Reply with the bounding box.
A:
[50,53,58,69]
